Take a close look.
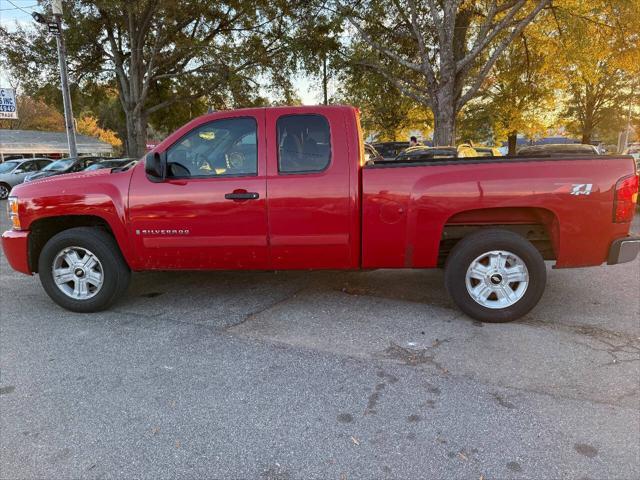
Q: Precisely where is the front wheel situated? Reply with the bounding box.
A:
[444,229,546,323]
[39,227,131,312]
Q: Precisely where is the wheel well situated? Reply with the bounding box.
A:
[438,208,558,266]
[28,216,115,273]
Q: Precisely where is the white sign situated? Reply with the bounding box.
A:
[0,88,18,120]
[52,0,63,15]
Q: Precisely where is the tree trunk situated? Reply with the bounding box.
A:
[124,109,148,158]
[432,86,456,146]
[432,107,456,146]
[581,131,592,144]
[507,131,518,156]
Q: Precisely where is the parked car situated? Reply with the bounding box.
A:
[622,146,640,172]
[456,144,480,157]
[394,145,481,161]
[472,146,502,157]
[517,144,600,156]
[23,156,104,182]
[0,158,52,199]
[83,158,137,171]
[371,141,410,160]
[394,146,459,161]
[3,106,639,323]
[363,144,385,164]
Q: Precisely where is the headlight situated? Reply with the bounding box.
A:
[7,197,21,230]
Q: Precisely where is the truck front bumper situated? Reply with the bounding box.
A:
[1,229,32,275]
[608,237,640,265]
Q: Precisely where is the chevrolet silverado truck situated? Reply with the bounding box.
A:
[3,106,639,322]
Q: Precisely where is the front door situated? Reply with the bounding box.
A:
[128,111,268,269]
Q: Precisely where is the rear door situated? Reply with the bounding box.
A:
[265,109,354,269]
[128,111,269,269]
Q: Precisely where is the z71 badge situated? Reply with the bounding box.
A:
[570,183,593,195]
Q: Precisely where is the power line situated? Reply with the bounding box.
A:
[2,1,38,14]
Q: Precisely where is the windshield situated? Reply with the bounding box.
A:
[0,161,20,173]
[43,158,75,171]
[84,162,106,172]
[84,161,123,171]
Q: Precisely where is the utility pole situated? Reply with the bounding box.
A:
[52,0,77,158]
[33,1,77,158]
[622,84,635,152]
[322,54,328,106]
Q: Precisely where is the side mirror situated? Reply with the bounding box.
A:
[13,169,23,174]
[145,151,166,181]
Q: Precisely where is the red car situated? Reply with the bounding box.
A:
[3,106,639,322]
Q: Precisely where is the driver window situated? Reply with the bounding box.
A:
[166,117,258,178]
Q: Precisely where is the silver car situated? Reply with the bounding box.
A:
[0,158,52,199]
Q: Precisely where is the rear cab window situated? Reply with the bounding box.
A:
[277,114,331,174]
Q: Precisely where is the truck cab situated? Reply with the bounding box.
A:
[130,106,360,270]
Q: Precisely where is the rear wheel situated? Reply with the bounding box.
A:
[444,229,546,323]
[39,227,131,312]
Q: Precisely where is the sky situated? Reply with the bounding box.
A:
[0,0,322,104]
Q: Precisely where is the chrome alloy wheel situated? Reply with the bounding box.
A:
[465,250,529,309]
[0,184,9,200]
[52,246,104,300]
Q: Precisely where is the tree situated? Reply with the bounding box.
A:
[549,0,640,144]
[564,73,629,144]
[288,5,344,105]
[0,96,64,131]
[458,30,558,152]
[342,0,550,145]
[337,55,416,140]
[1,1,305,157]
[76,115,123,150]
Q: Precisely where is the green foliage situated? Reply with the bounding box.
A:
[0,0,310,155]
[458,32,558,144]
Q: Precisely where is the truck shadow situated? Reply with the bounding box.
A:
[127,268,455,310]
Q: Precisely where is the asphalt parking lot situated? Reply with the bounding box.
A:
[1,204,639,480]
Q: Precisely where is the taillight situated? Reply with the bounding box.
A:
[613,174,639,223]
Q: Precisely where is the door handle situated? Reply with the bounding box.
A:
[225,191,260,200]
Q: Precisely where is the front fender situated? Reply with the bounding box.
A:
[13,169,139,269]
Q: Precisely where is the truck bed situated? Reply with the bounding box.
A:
[362,155,636,269]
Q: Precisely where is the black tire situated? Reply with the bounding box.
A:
[0,183,11,200]
[38,227,131,312]
[444,229,546,323]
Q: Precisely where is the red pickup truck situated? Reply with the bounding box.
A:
[3,106,639,322]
